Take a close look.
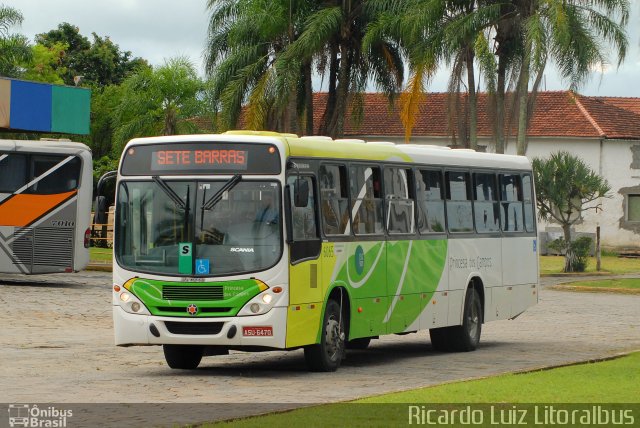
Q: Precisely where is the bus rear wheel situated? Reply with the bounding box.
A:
[163,344,204,369]
[304,299,345,372]
[429,287,482,352]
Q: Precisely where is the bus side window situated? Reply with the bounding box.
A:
[287,176,318,241]
[416,169,446,233]
[0,153,27,193]
[27,156,81,194]
[350,165,383,235]
[319,164,350,236]
[500,174,524,232]
[446,171,473,233]
[474,173,500,233]
[384,167,415,234]
[522,174,535,232]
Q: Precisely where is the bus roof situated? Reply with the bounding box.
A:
[0,139,91,153]
[124,131,531,171]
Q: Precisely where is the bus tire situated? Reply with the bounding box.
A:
[346,337,371,350]
[449,287,483,352]
[163,344,204,369]
[304,299,345,372]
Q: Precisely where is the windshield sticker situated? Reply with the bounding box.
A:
[178,242,193,274]
[196,259,210,275]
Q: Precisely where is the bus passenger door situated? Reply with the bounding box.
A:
[285,175,323,348]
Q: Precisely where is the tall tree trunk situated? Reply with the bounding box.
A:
[304,59,314,136]
[562,223,576,273]
[495,56,506,154]
[318,43,339,136]
[516,55,530,155]
[466,49,478,150]
[327,41,351,138]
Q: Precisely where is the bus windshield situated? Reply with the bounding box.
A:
[115,179,282,276]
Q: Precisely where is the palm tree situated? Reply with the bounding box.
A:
[0,5,32,77]
[366,1,500,147]
[205,0,315,133]
[112,57,206,150]
[206,0,404,138]
[533,151,610,272]
[513,0,629,155]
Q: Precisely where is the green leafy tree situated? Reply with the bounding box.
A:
[0,4,31,77]
[112,57,207,151]
[90,84,125,159]
[532,151,610,272]
[35,23,148,86]
[21,42,68,84]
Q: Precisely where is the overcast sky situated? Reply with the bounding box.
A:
[5,0,640,97]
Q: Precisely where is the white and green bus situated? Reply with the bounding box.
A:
[112,131,538,371]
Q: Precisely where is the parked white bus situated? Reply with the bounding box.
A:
[112,131,538,371]
[0,139,92,274]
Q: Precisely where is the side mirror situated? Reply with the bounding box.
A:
[294,178,309,208]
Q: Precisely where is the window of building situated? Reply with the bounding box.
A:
[350,165,384,235]
[628,195,640,222]
[473,173,500,233]
[384,167,415,234]
[319,164,350,236]
[416,170,446,233]
[446,171,473,233]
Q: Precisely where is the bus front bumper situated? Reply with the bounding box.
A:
[113,305,287,349]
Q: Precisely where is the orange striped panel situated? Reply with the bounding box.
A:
[0,191,77,227]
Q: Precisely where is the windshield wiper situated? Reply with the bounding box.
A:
[152,176,186,209]
[202,174,242,211]
[152,176,191,238]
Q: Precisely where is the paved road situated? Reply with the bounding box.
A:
[1,271,639,426]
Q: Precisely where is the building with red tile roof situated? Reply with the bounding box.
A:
[313,91,639,249]
[194,90,640,248]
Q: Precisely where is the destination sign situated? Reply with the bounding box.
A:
[120,142,281,175]
[152,149,248,171]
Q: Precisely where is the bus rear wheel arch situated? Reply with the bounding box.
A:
[429,281,484,352]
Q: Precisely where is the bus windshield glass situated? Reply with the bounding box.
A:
[115,179,282,276]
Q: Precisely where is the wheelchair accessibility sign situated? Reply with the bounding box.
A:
[196,259,210,274]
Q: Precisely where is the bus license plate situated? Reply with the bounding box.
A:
[243,326,273,337]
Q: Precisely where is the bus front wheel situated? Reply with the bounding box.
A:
[346,337,371,350]
[304,299,345,372]
[163,344,204,369]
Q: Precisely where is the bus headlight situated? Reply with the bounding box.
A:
[237,288,284,316]
[116,290,150,315]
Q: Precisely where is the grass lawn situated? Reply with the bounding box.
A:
[539,255,640,275]
[89,247,112,263]
[552,278,640,294]
[210,353,640,427]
